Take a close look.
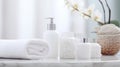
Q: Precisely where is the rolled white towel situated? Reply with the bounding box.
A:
[0,39,49,60]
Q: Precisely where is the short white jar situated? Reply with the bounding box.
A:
[75,38,91,59]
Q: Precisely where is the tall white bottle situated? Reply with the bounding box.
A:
[43,18,59,59]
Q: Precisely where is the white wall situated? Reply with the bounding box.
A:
[71,0,88,35]
[71,12,87,34]
[2,0,19,39]
[0,0,2,38]
[0,0,104,39]
[18,0,36,39]
[35,0,54,38]
[53,0,71,33]
[112,0,120,21]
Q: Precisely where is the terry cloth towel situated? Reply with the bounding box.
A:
[0,39,49,60]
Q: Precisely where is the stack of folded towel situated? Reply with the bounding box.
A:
[0,39,49,60]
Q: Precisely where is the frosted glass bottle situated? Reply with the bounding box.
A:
[43,18,59,59]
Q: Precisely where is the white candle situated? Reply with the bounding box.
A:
[91,43,101,58]
[75,43,91,59]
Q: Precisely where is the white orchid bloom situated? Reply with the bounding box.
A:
[92,10,102,22]
[85,4,95,16]
[64,0,103,24]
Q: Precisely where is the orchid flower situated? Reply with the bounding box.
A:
[65,0,104,25]
[65,0,111,25]
[92,10,102,22]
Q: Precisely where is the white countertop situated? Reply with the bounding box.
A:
[0,56,120,67]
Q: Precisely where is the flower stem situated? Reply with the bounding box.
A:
[105,0,111,24]
[77,10,104,25]
[98,0,106,24]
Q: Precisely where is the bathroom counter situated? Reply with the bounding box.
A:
[0,56,120,67]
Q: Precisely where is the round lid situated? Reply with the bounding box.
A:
[97,24,120,35]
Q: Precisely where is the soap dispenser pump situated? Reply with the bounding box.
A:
[47,17,56,30]
[43,17,59,59]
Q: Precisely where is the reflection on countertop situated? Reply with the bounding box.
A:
[0,56,119,67]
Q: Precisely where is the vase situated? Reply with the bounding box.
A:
[97,24,120,55]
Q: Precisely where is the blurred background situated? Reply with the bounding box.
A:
[0,0,119,39]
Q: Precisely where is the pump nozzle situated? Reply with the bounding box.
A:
[46,17,56,30]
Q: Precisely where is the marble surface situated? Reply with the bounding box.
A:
[0,56,120,67]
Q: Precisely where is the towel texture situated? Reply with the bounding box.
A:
[0,39,49,60]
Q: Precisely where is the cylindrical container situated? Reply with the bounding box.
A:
[43,18,59,59]
[44,31,59,59]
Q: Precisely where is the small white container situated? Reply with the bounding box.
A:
[75,43,91,59]
[75,38,91,59]
[60,37,76,59]
[60,32,77,59]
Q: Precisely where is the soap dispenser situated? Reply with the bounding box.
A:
[43,17,59,59]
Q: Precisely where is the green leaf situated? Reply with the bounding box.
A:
[110,20,120,27]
